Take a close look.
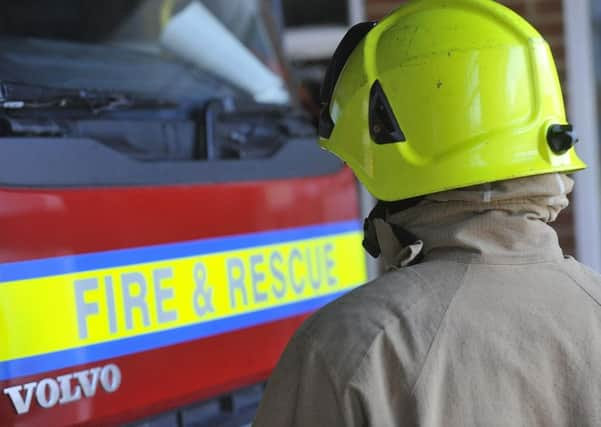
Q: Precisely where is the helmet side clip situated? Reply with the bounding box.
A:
[369,80,406,144]
[547,124,578,154]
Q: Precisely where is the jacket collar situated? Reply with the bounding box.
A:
[375,174,572,268]
[417,210,564,265]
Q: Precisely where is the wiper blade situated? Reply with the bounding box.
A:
[204,99,315,160]
[0,81,177,113]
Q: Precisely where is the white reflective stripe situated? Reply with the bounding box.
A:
[555,173,566,195]
[482,183,493,203]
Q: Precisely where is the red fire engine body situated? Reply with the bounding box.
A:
[0,169,364,427]
[0,2,368,425]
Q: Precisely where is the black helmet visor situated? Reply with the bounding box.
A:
[319,21,376,139]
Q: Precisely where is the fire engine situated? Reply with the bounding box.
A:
[0,1,366,426]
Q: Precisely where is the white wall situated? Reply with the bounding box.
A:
[564,0,601,272]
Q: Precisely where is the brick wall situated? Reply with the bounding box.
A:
[366,0,576,255]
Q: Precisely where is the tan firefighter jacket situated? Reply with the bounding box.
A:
[253,174,601,427]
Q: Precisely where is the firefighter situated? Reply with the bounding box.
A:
[254,1,601,425]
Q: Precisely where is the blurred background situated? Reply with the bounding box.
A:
[1,0,599,269]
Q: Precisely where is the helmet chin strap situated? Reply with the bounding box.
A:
[363,201,424,269]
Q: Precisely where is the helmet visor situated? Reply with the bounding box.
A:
[319,21,376,139]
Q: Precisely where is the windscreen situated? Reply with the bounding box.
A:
[0,0,290,104]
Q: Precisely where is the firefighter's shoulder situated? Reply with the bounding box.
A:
[294,259,468,392]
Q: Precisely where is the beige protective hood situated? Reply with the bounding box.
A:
[372,173,574,269]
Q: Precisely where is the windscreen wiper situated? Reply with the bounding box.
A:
[0,82,317,163]
[0,81,177,113]
[0,81,193,161]
[204,99,315,160]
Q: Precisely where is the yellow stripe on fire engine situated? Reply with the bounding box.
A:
[0,226,366,365]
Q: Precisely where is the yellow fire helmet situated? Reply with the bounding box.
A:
[318,0,586,201]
